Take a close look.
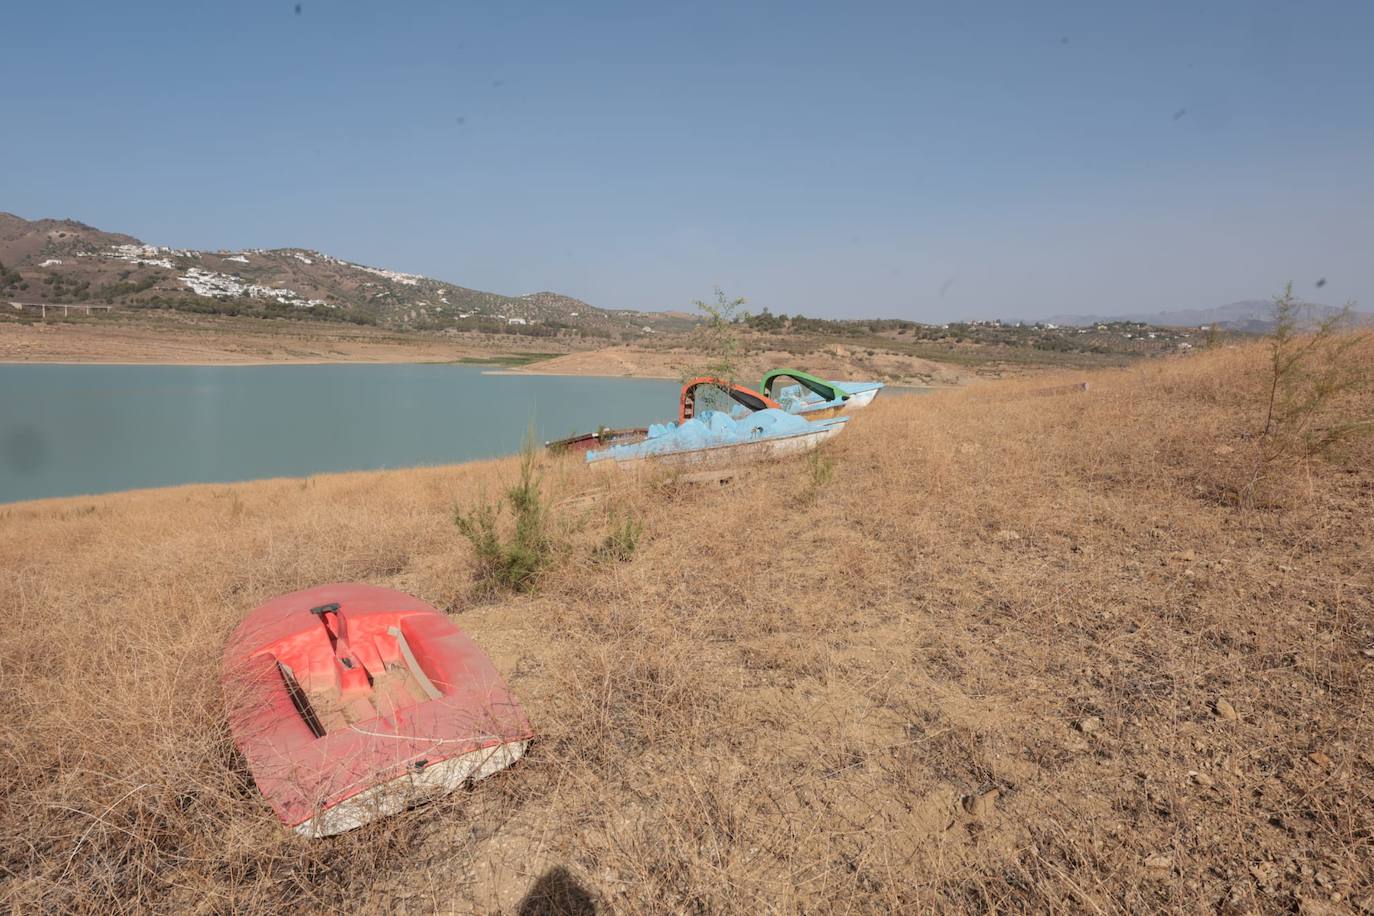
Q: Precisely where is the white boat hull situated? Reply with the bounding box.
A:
[591,422,845,472]
[829,381,883,410]
[845,388,878,409]
[294,740,528,837]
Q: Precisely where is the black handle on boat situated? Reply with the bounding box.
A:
[309,602,343,650]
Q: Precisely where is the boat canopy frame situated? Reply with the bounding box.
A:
[760,368,851,403]
[679,377,780,422]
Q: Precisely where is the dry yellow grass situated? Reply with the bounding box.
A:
[2,338,1371,913]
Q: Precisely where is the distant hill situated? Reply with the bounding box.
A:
[0,212,695,338]
[1044,300,1371,332]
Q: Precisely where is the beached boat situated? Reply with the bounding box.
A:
[828,379,884,409]
[761,369,884,412]
[677,376,781,421]
[550,377,847,457]
[549,379,782,455]
[587,408,848,471]
[545,426,649,454]
[759,369,852,419]
[222,584,532,837]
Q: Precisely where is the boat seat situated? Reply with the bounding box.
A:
[276,611,448,736]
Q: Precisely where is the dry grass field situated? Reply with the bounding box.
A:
[1,337,1371,914]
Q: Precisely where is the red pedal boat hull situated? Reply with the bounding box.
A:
[222,584,532,836]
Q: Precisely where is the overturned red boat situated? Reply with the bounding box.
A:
[222,584,532,837]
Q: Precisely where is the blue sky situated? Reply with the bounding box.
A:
[2,1,1371,320]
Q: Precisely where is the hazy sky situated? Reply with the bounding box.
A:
[3,1,1371,320]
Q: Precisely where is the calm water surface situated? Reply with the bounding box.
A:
[0,364,678,503]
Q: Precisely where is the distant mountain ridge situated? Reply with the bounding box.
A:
[0,212,693,337]
[1044,299,1371,332]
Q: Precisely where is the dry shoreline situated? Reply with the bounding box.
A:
[3,358,959,390]
[0,358,482,367]
[0,316,572,367]
[0,315,1039,384]
[481,367,677,380]
[489,366,952,396]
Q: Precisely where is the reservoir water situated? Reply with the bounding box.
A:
[0,364,679,503]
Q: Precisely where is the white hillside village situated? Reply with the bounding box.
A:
[26,231,634,331]
[76,244,425,310]
[179,268,330,308]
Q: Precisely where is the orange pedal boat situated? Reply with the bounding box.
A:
[222,584,532,836]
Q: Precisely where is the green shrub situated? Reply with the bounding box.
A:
[798,447,836,503]
[454,432,550,592]
[1243,284,1371,503]
[595,510,643,563]
[808,447,835,489]
[685,287,748,384]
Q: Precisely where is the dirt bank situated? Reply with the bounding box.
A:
[513,342,972,386]
[0,314,572,365]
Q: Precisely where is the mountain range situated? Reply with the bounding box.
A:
[0,213,693,337]
[1043,300,1371,332]
[6,213,1365,337]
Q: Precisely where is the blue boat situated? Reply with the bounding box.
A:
[586,408,849,470]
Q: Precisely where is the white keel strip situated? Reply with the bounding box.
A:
[294,740,527,837]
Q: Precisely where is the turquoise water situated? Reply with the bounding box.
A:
[0,364,679,503]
